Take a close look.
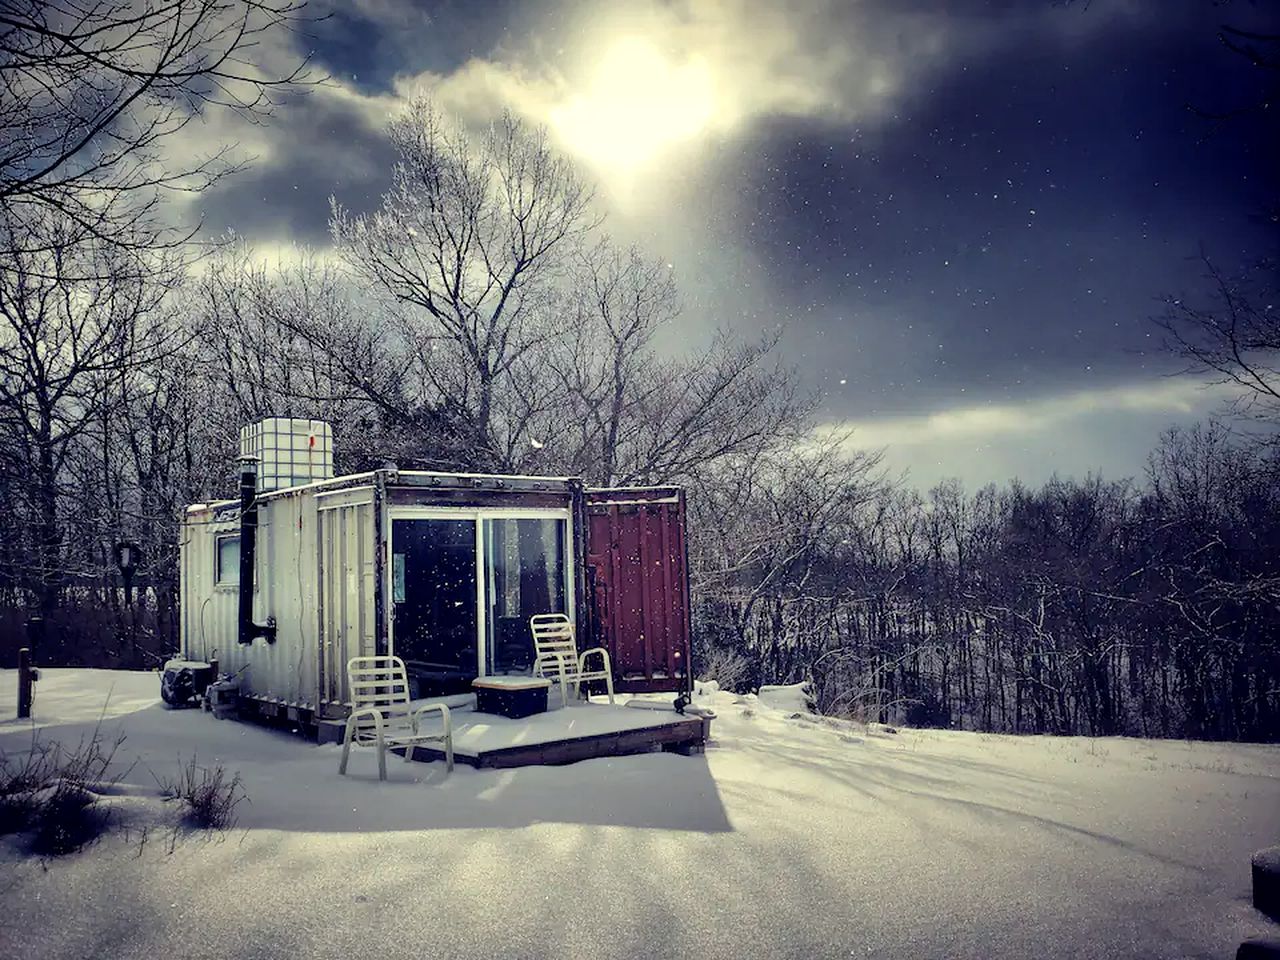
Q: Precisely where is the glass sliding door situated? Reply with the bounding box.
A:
[391,518,478,695]
[483,517,569,675]
[389,509,572,691]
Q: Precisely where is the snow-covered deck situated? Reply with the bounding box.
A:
[321,696,708,768]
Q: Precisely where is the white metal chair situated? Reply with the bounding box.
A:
[339,655,453,780]
[530,614,615,707]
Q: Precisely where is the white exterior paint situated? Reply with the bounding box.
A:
[181,484,348,711]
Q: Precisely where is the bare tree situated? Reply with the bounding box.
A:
[0,209,181,617]
[331,98,595,471]
[187,240,427,470]
[492,236,815,486]
[329,100,817,481]
[1155,256,1280,432]
[0,0,319,253]
[690,434,885,690]
[622,328,814,485]
[550,240,674,484]
[1149,2,1279,437]
[99,326,233,653]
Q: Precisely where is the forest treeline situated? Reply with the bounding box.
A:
[1,2,1276,741]
[693,425,1280,741]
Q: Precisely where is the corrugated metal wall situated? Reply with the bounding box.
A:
[179,475,685,708]
[179,486,377,711]
[250,490,321,706]
[585,488,691,693]
[316,489,378,712]
[180,503,240,669]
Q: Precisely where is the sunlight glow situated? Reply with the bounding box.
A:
[549,37,717,180]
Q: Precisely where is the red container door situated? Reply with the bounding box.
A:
[585,487,691,693]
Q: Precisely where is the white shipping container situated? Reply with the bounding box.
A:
[181,480,375,713]
[179,469,583,718]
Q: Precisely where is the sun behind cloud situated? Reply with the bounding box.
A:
[548,37,718,181]
[413,0,923,207]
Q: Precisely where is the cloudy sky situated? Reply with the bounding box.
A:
[185,0,1276,489]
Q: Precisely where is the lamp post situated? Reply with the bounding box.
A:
[114,540,142,654]
[114,540,141,607]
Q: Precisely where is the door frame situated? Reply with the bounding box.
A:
[386,505,575,680]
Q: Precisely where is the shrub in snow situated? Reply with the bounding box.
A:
[157,756,246,831]
[0,727,127,855]
[29,780,111,855]
[696,644,753,693]
[0,753,48,835]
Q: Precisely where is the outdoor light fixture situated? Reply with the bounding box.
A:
[114,540,142,606]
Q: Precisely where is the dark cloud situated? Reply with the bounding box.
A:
[729,3,1276,419]
[307,0,533,91]
[194,88,399,244]
[185,0,1277,485]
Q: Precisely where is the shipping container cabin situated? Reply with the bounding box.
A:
[178,419,692,726]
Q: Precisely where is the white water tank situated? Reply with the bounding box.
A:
[238,418,334,492]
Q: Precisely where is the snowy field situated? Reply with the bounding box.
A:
[1,669,1278,960]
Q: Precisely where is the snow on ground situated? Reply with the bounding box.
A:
[1,669,1278,960]
[756,681,811,713]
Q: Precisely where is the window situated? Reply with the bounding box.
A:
[484,517,568,674]
[390,518,477,674]
[387,510,573,691]
[216,535,240,586]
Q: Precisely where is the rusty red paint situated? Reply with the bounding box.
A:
[585,487,691,693]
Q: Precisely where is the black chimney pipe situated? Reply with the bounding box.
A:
[237,457,276,645]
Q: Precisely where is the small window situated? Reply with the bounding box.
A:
[216,535,240,586]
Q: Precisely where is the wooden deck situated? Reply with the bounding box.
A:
[318,699,708,769]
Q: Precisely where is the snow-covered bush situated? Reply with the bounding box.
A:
[158,756,246,831]
[758,683,814,715]
[29,780,111,855]
[697,644,753,693]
